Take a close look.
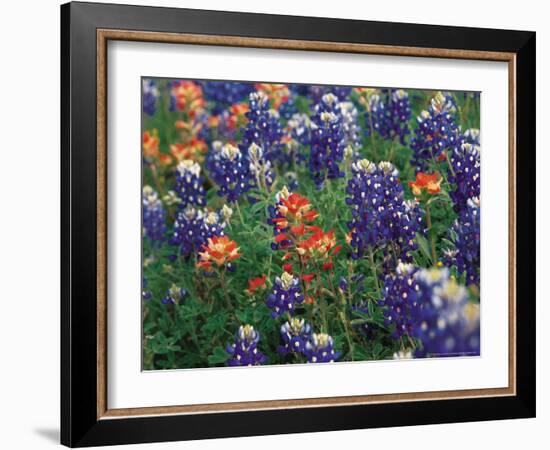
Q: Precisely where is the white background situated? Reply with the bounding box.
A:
[109,42,509,409]
[0,0,546,449]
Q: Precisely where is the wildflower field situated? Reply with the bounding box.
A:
[141,79,481,370]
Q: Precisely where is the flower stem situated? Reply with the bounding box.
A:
[425,204,438,264]
[368,246,380,292]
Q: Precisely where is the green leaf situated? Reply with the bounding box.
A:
[415,232,433,264]
[208,346,230,365]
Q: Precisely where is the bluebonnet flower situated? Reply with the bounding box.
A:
[287,113,311,146]
[142,186,166,242]
[247,143,274,191]
[380,262,421,338]
[266,271,304,318]
[278,92,299,120]
[278,317,313,354]
[412,268,480,357]
[345,160,423,264]
[304,333,341,363]
[226,325,267,366]
[332,86,352,101]
[309,93,346,188]
[200,81,253,114]
[241,91,286,165]
[292,85,351,103]
[410,92,461,171]
[142,278,152,301]
[170,207,226,257]
[339,273,366,295]
[338,101,361,151]
[463,128,480,146]
[445,197,480,285]
[142,78,159,116]
[174,160,206,208]
[365,89,411,145]
[161,283,187,305]
[448,142,480,215]
[212,143,252,202]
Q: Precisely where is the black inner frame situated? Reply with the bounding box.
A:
[61,2,536,447]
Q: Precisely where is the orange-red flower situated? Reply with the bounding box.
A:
[297,229,339,259]
[255,83,290,109]
[275,192,319,230]
[408,172,442,196]
[143,130,160,159]
[282,263,293,273]
[143,130,172,166]
[197,236,241,270]
[301,273,316,283]
[171,81,205,117]
[170,138,208,163]
[247,275,267,294]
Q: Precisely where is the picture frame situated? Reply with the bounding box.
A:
[61,1,536,447]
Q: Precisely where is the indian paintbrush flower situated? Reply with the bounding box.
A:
[408,172,443,197]
[197,235,241,271]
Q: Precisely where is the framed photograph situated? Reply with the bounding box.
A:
[61,1,536,447]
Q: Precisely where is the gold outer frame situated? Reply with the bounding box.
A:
[96,29,516,420]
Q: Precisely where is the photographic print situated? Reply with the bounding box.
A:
[141,79,481,370]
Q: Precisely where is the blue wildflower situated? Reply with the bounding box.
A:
[161,283,187,305]
[309,93,346,188]
[445,197,480,285]
[241,91,286,165]
[213,143,252,203]
[266,271,304,318]
[380,262,421,338]
[247,143,274,191]
[463,128,480,146]
[338,101,361,151]
[201,81,253,114]
[278,318,313,355]
[174,160,206,208]
[142,278,152,301]
[304,333,341,363]
[366,89,411,145]
[170,207,226,257]
[226,325,267,366]
[448,142,480,214]
[142,78,159,116]
[412,268,480,357]
[142,185,166,242]
[345,160,423,264]
[411,92,461,170]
